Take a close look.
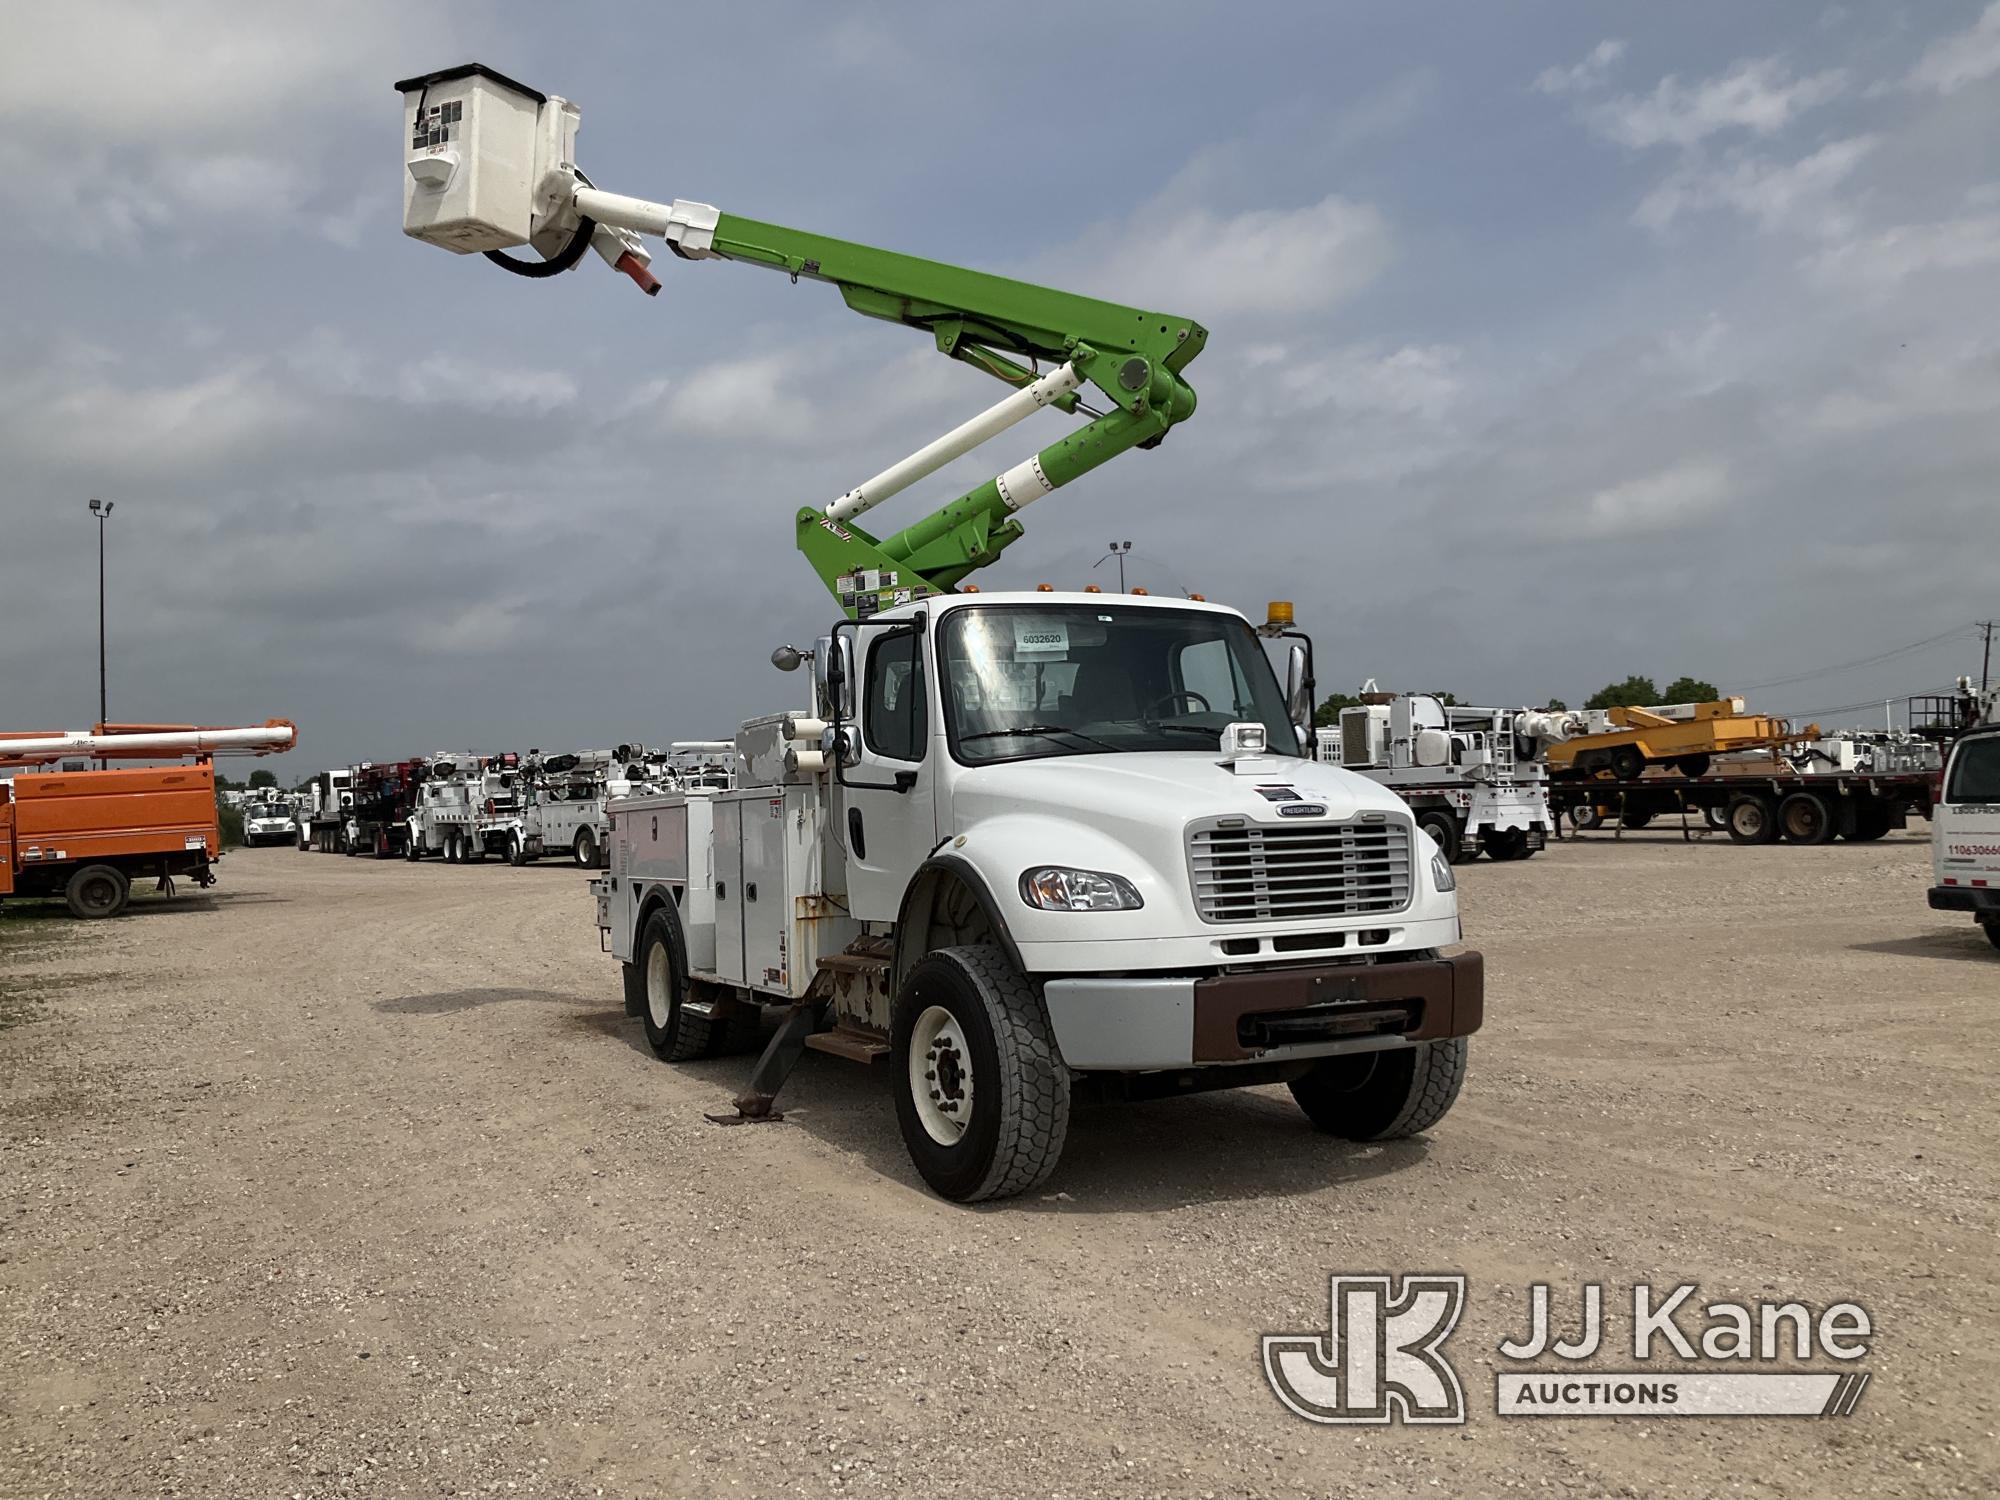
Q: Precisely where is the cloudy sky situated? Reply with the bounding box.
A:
[3,2,1996,781]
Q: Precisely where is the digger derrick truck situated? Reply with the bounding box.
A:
[1318,685,1553,864]
[397,64,1484,1201]
[0,722,296,918]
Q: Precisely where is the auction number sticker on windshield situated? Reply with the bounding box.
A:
[1013,618,1069,654]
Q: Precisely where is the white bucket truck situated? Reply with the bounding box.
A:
[596,595,1483,1201]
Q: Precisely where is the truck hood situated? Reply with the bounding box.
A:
[950,751,1404,836]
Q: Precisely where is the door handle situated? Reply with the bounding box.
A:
[745,882,757,902]
[847,806,867,860]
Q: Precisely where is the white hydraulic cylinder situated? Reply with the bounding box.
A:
[825,362,1082,524]
[0,724,297,762]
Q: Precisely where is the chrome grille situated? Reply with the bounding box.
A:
[1188,818,1413,923]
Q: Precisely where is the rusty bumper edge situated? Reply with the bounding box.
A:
[1190,950,1485,1063]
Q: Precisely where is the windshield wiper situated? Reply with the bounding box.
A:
[960,724,1121,752]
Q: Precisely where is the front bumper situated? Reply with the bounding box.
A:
[1929,885,2000,914]
[1041,951,1484,1071]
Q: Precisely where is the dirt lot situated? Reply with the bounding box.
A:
[1,830,1994,1498]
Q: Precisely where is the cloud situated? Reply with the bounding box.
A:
[1635,135,1877,236]
[1250,342,1464,421]
[1533,39,1628,96]
[0,2,452,249]
[1804,211,2000,289]
[1908,1,2000,94]
[1587,58,1847,149]
[1045,194,1393,321]
[1576,460,1732,537]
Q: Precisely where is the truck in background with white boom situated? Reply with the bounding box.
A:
[1318,684,1554,863]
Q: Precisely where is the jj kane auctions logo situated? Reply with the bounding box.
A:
[1265,1276,1872,1424]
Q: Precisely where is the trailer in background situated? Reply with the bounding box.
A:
[1552,767,1934,845]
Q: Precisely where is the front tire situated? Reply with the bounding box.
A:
[892,946,1070,1203]
[64,863,130,919]
[1982,918,2000,954]
[1289,1039,1467,1140]
[507,833,529,867]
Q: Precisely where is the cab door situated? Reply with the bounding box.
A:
[839,621,941,922]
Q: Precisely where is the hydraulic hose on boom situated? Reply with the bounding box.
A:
[395,63,1207,618]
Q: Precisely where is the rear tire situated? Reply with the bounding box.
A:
[573,829,597,868]
[637,906,714,1062]
[1290,1039,1467,1140]
[1620,808,1654,829]
[1675,754,1712,778]
[1726,794,1776,845]
[1482,828,1530,862]
[892,946,1070,1203]
[1778,792,1834,845]
[1569,804,1604,831]
[64,864,131,919]
[1416,810,1461,864]
[1702,804,1729,831]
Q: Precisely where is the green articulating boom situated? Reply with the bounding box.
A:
[634,212,1203,616]
[690,215,1208,616]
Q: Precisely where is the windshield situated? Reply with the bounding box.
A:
[1946,734,2000,803]
[938,603,1299,765]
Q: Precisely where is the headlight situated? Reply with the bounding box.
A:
[1019,867,1144,911]
[1430,851,1456,893]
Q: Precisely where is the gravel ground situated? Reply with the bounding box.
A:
[2,830,1995,1498]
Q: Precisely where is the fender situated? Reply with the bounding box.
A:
[890,853,1026,998]
[624,881,687,1018]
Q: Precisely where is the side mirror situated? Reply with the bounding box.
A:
[771,644,806,672]
[1284,643,1312,732]
[823,635,856,720]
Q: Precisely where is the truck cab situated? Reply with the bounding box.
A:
[602,591,1481,1201]
[1930,720,2000,952]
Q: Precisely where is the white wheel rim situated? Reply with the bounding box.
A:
[645,942,672,1029]
[908,1004,974,1146]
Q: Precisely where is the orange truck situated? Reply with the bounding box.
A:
[0,722,296,918]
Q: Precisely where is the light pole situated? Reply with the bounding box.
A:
[88,498,113,733]
[1094,539,1133,592]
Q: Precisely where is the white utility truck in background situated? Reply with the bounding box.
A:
[405,751,490,861]
[1929,685,2000,953]
[482,750,618,867]
[240,794,298,847]
[394,62,1485,1200]
[596,597,1482,1200]
[1318,684,1556,863]
[298,769,355,852]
